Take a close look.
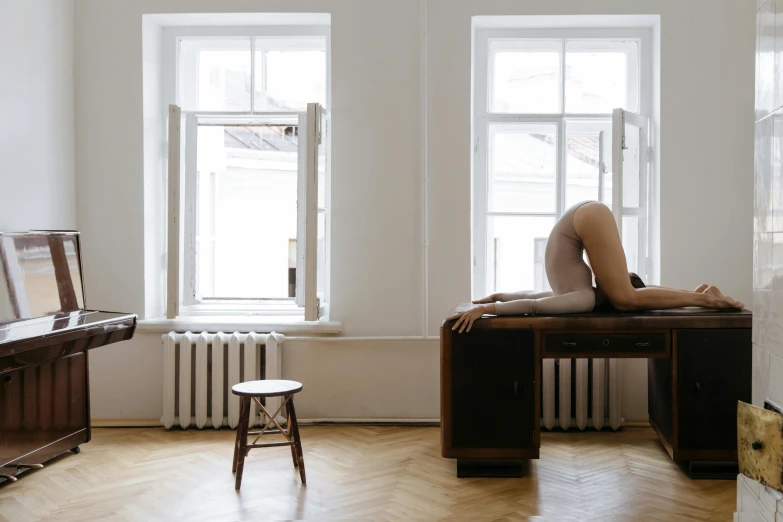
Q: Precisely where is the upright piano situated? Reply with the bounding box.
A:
[0,232,136,484]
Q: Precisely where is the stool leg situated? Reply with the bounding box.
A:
[235,397,251,490]
[287,396,306,484]
[232,396,246,473]
[286,396,298,468]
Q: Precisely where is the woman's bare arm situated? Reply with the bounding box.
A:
[451,289,596,332]
[473,289,554,304]
[499,290,554,301]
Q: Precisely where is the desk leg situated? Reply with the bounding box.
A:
[688,460,739,480]
[456,459,526,478]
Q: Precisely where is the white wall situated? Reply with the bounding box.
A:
[0,0,76,232]
[74,0,755,422]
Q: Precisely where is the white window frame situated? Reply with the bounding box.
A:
[162,25,330,320]
[612,107,650,275]
[472,27,654,299]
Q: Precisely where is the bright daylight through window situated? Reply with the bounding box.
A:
[472,29,651,299]
[166,29,330,320]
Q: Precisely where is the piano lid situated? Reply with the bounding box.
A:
[0,232,86,326]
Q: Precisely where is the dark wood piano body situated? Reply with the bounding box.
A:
[441,310,751,478]
[0,232,136,484]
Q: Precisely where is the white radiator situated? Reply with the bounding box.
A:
[541,358,622,431]
[161,331,284,430]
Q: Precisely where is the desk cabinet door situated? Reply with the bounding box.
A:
[677,329,751,451]
[451,330,535,449]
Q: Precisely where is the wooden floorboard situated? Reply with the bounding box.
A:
[0,426,736,521]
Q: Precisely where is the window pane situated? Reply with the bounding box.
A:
[197,168,216,298]
[622,215,639,274]
[317,113,329,307]
[179,39,251,111]
[196,123,299,299]
[317,210,326,301]
[490,40,561,114]
[565,40,639,114]
[565,120,613,209]
[255,40,327,111]
[622,123,641,208]
[488,123,557,213]
[603,167,614,212]
[318,116,328,209]
[486,216,556,295]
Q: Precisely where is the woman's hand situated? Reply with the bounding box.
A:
[449,303,495,333]
[472,293,500,304]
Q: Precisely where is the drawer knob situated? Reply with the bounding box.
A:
[562,342,577,347]
[602,339,610,347]
[752,441,764,451]
[3,375,11,383]
[636,342,650,347]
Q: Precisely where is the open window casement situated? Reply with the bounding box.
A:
[166,103,329,321]
[166,105,186,319]
[316,106,331,319]
[295,103,330,321]
[612,108,650,278]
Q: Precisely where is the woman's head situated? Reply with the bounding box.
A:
[629,272,646,289]
[595,272,646,294]
[593,272,646,310]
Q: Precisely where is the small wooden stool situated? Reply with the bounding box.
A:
[231,380,306,490]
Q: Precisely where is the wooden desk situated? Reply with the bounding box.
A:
[440,309,751,478]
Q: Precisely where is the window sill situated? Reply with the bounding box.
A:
[136,315,342,335]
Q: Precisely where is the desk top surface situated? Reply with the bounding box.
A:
[442,308,752,331]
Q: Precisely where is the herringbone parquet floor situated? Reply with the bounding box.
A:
[0,426,735,521]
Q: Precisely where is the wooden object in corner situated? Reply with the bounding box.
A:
[738,401,783,492]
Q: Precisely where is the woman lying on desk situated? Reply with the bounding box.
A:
[451,201,744,333]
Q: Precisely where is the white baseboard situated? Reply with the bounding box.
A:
[91,418,650,428]
[92,419,161,428]
[624,420,651,427]
[299,418,440,425]
[91,418,443,427]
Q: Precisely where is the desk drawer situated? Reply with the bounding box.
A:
[543,332,669,358]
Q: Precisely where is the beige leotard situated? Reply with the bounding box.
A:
[494,201,596,315]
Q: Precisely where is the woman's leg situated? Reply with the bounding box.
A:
[645,283,708,292]
[573,202,744,311]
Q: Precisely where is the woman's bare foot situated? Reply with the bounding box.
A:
[694,283,709,293]
[703,286,744,310]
